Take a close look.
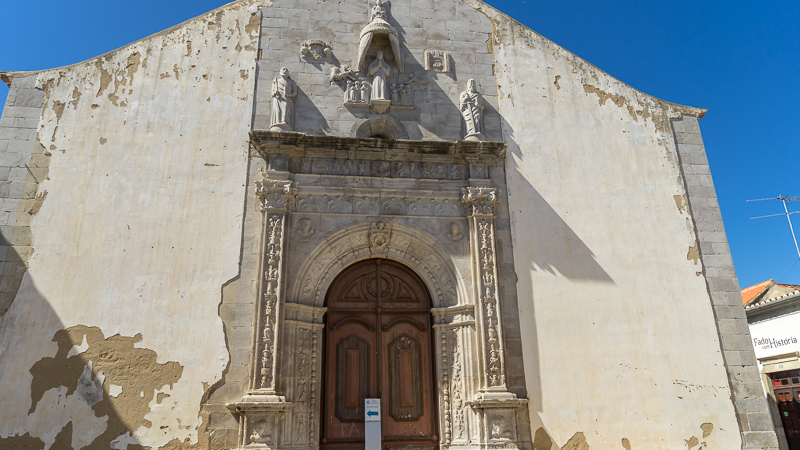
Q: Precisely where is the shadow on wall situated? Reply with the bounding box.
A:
[0,235,205,450]
[495,119,616,450]
[504,137,615,284]
[294,84,331,135]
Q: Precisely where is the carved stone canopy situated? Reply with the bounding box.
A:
[357,0,403,73]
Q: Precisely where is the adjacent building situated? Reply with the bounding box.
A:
[744,279,800,450]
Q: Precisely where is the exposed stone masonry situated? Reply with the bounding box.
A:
[0,74,47,316]
[673,114,780,449]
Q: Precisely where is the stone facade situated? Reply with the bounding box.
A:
[0,0,775,449]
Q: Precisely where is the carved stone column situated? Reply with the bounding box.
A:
[432,305,477,446]
[461,186,509,395]
[461,186,527,449]
[229,174,296,449]
[282,303,326,449]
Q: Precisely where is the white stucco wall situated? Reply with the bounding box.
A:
[750,312,800,363]
[0,1,263,448]
[471,3,742,448]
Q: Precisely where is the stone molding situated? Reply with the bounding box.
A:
[250,131,506,160]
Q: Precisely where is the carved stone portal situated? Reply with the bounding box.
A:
[229,134,528,449]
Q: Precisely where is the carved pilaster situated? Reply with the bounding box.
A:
[283,302,326,449]
[229,177,298,449]
[461,187,508,393]
[461,187,527,450]
[253,177,295,394]
[433,305,477,446]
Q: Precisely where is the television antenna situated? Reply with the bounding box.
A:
[748,195,800,259]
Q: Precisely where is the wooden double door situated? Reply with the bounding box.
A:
[321,259,437,450]
[772,371,800,449]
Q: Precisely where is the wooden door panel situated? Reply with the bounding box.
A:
[325,317,376,443]
[388,334,423,420]
[323,259,436,449]
[381,316,434,440]
[336,335,370,421]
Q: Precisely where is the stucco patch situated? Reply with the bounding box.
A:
[533,427,553,450]
[69,88,82,108]
[52,422,73,449]
[0,432,45,449]
[244,12,260,35]
[674,194,688,214]
[685,423,715,449]
[700,423,713,438]
[27,325,185,449]
[687,242,700,265]
[561,432,589,450]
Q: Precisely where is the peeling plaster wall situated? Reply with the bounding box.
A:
[472,3,745,448]
[0,1,263,448]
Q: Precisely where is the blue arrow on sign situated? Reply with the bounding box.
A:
[367,411,379,417]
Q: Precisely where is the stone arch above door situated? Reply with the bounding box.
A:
[290,221,464,309]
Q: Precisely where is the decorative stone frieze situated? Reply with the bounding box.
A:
[294,191,464,217]
[290,157,468,179]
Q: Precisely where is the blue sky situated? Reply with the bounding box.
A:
[1,0,798,289]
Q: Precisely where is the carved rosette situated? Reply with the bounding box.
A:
[255,178,296,392]
[461,187,507,391]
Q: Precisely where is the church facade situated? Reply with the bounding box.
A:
[0,0,778,449]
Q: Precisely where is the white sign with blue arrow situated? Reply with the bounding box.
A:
[365,398,381,422]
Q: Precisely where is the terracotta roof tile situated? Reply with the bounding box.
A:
[741,279,772,306]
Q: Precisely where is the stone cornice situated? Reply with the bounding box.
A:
[250,131,505,161]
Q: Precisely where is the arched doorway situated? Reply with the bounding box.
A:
[321,259,438,450]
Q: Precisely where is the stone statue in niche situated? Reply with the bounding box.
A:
[329,0,415,113]
[357,0,403,74]
[269,67,297,132]
[368,51,391,112]
[459,79,485,141]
